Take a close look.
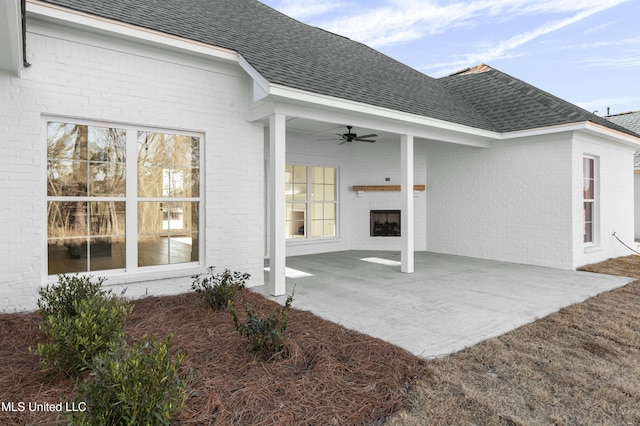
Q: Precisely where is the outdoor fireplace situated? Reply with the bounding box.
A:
[370,210,400,236]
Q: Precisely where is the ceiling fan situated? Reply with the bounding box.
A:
[320,125,377,145]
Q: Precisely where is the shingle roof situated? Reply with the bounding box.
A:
[606,111,640,167]
[439,65,639,136]
[606,111,640,134]
[38,0,638,138]
[40,0,494,130]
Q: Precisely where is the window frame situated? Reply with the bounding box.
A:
[45,117,204,277]
[583,155,598,247]
[285,163,339,241]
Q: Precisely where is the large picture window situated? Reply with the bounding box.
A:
[583,156,596,244]
[285,164,337,239]
[47,121,201,275]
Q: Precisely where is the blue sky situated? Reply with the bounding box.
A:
[260,0,640,116]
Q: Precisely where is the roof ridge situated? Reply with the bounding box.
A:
[606,110,640,118]
[447,64,492,76]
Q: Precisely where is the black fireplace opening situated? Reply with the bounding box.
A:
[370,210,400,237]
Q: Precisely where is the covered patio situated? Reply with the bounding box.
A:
[258,251,632,358]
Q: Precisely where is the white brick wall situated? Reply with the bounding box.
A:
[283,133,427,257]
[425,136,576,269]
[3,15,636,312]
[635,174,640,241]
[0,19,264,311]
[280,128,635,271]
[571,132,636,267]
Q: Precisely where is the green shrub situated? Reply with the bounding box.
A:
[68,335,190,426]
[229,292,294,356]
[34,275,131,375]
[191,267,249,310]
[37,274,105,317]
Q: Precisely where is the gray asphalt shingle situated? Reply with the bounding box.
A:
[607,111,640,135]
[38,0,638,138]
[439,65,638,135]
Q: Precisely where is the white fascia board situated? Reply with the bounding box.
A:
[266,83,498,140]
[0,0,23,75]
[581,121,640,148]
[248,83,496,147]
[249,100,493,148]
[26,0,239,63]
[276,101,494,148]
[238,55,271,102]
[500,121,640,148]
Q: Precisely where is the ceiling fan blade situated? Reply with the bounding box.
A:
[356,134,378,139]
[356,139,376,143]
[339,140,349,145]
[318,138,342,141]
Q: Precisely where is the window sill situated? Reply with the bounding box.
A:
[286,237,340,246]
[584,244,600,254]
[46,264,206,287]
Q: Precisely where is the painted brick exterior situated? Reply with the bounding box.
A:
[0,19,264,311]
[425,134,636,269]
[283,133,427,257]
[2,11,637,312]
[425,136,576,269]
[572,133,635,267]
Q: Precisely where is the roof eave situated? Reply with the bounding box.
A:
[0,0,24,76]
[248,82,499,147]
[500,121,640,148]
[27,0,239,64]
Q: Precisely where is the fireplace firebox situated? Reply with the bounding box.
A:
[370,210,400,237]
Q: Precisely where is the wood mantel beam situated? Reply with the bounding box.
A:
[352,185,426,192]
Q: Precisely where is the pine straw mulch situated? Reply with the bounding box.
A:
[0,289,425,425]
[386,254,640,425]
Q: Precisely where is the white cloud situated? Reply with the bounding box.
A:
[583,21,616,35]
[453,5,622,66]
[313,0,630,48]
[412,0,630,76]
[560,37,640,51]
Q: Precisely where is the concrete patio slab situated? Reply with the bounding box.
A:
[255,251,633,358]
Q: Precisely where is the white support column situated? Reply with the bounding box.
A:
[269,113,287,295]
[401,134,414,273]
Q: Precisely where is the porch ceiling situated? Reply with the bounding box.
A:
[257,250,632,358]
[284,117,397,144]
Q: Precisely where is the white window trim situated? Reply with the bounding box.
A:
[583,155,599,250]
[44,117,205,279]
[285,163,339,242]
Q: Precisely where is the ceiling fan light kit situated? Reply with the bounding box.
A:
[320,125,378,144]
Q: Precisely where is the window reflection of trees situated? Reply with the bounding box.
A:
[47,123,126,273]
[47,123,200,273]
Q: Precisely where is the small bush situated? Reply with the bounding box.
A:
[37,274,105,317]
[192,267,249,310]
[229,292,294,356]
[34,275,131,375]
[69,335,190,426]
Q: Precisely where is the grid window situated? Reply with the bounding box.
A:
[583,156,596,244]
[47,121,201,275]
[285,164,337,239]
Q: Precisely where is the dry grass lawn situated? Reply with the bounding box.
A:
[386,255,640,425]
